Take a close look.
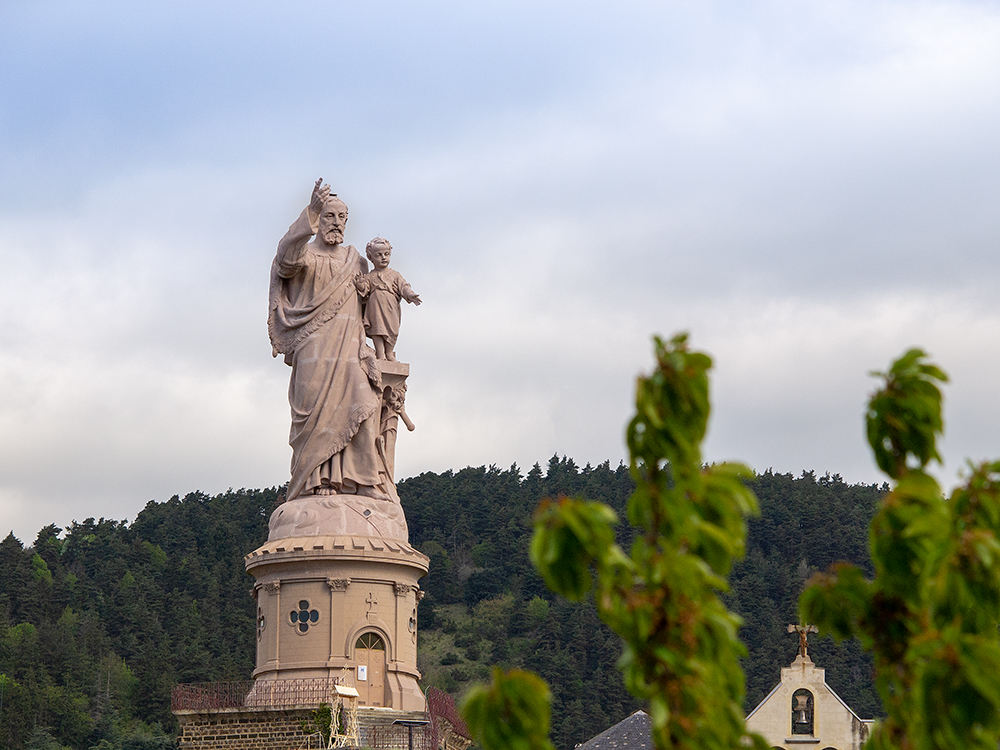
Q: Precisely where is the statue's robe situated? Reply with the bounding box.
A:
[268,208,381,501]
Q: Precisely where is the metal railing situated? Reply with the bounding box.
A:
[363,723,435,750]
[427,686,471,741]
[172,677,342,711]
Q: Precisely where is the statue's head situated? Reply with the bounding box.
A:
[387,384,407,411]
[318,195,349,246]
[366,237,392,269]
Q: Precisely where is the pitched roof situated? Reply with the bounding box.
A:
[576,711,652,750]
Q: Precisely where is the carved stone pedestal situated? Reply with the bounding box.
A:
[245,532,429,711]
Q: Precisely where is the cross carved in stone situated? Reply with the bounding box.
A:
[787,624,818,658]
[367,593,378,612]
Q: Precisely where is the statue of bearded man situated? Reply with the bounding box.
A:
[268,179,387,502]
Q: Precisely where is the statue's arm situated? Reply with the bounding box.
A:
[275,180,327,278]
[274,207,316,278]
[398,275,421,306]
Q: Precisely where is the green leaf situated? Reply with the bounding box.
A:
[461,668,556,750]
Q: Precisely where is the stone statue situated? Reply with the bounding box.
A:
[268,179,388,503]
[354,237,421,362]
[249,185,427,714]
[378,383,415,483]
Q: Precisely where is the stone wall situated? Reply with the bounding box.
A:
[176,707,317,750]
[176,702,472,750]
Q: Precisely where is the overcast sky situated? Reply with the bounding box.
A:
[2,0,999,545]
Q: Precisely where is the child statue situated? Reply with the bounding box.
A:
[355,237,421,361]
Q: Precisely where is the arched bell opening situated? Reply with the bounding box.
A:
[791,689,814,735]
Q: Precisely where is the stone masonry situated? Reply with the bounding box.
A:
[176,705,469,750]
[176,707,315,750]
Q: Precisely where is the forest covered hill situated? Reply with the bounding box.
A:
[0,457,885,750]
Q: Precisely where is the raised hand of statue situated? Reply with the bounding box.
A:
[309,178,331,214]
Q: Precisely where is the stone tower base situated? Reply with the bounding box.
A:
[246,534,429,712]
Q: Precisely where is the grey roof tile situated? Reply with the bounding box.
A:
[575,711,652,750]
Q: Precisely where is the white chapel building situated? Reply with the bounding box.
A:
[746,628,874,750]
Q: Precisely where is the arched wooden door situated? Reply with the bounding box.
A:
[355,632,386,707]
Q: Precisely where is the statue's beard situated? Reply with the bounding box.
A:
[322,228,343,244]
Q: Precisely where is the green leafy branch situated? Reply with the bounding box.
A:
[300,702,333,746]
[463,334,766,750]
[801,348,1000,750]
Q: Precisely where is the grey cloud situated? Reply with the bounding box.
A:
[2,0,1000,544]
